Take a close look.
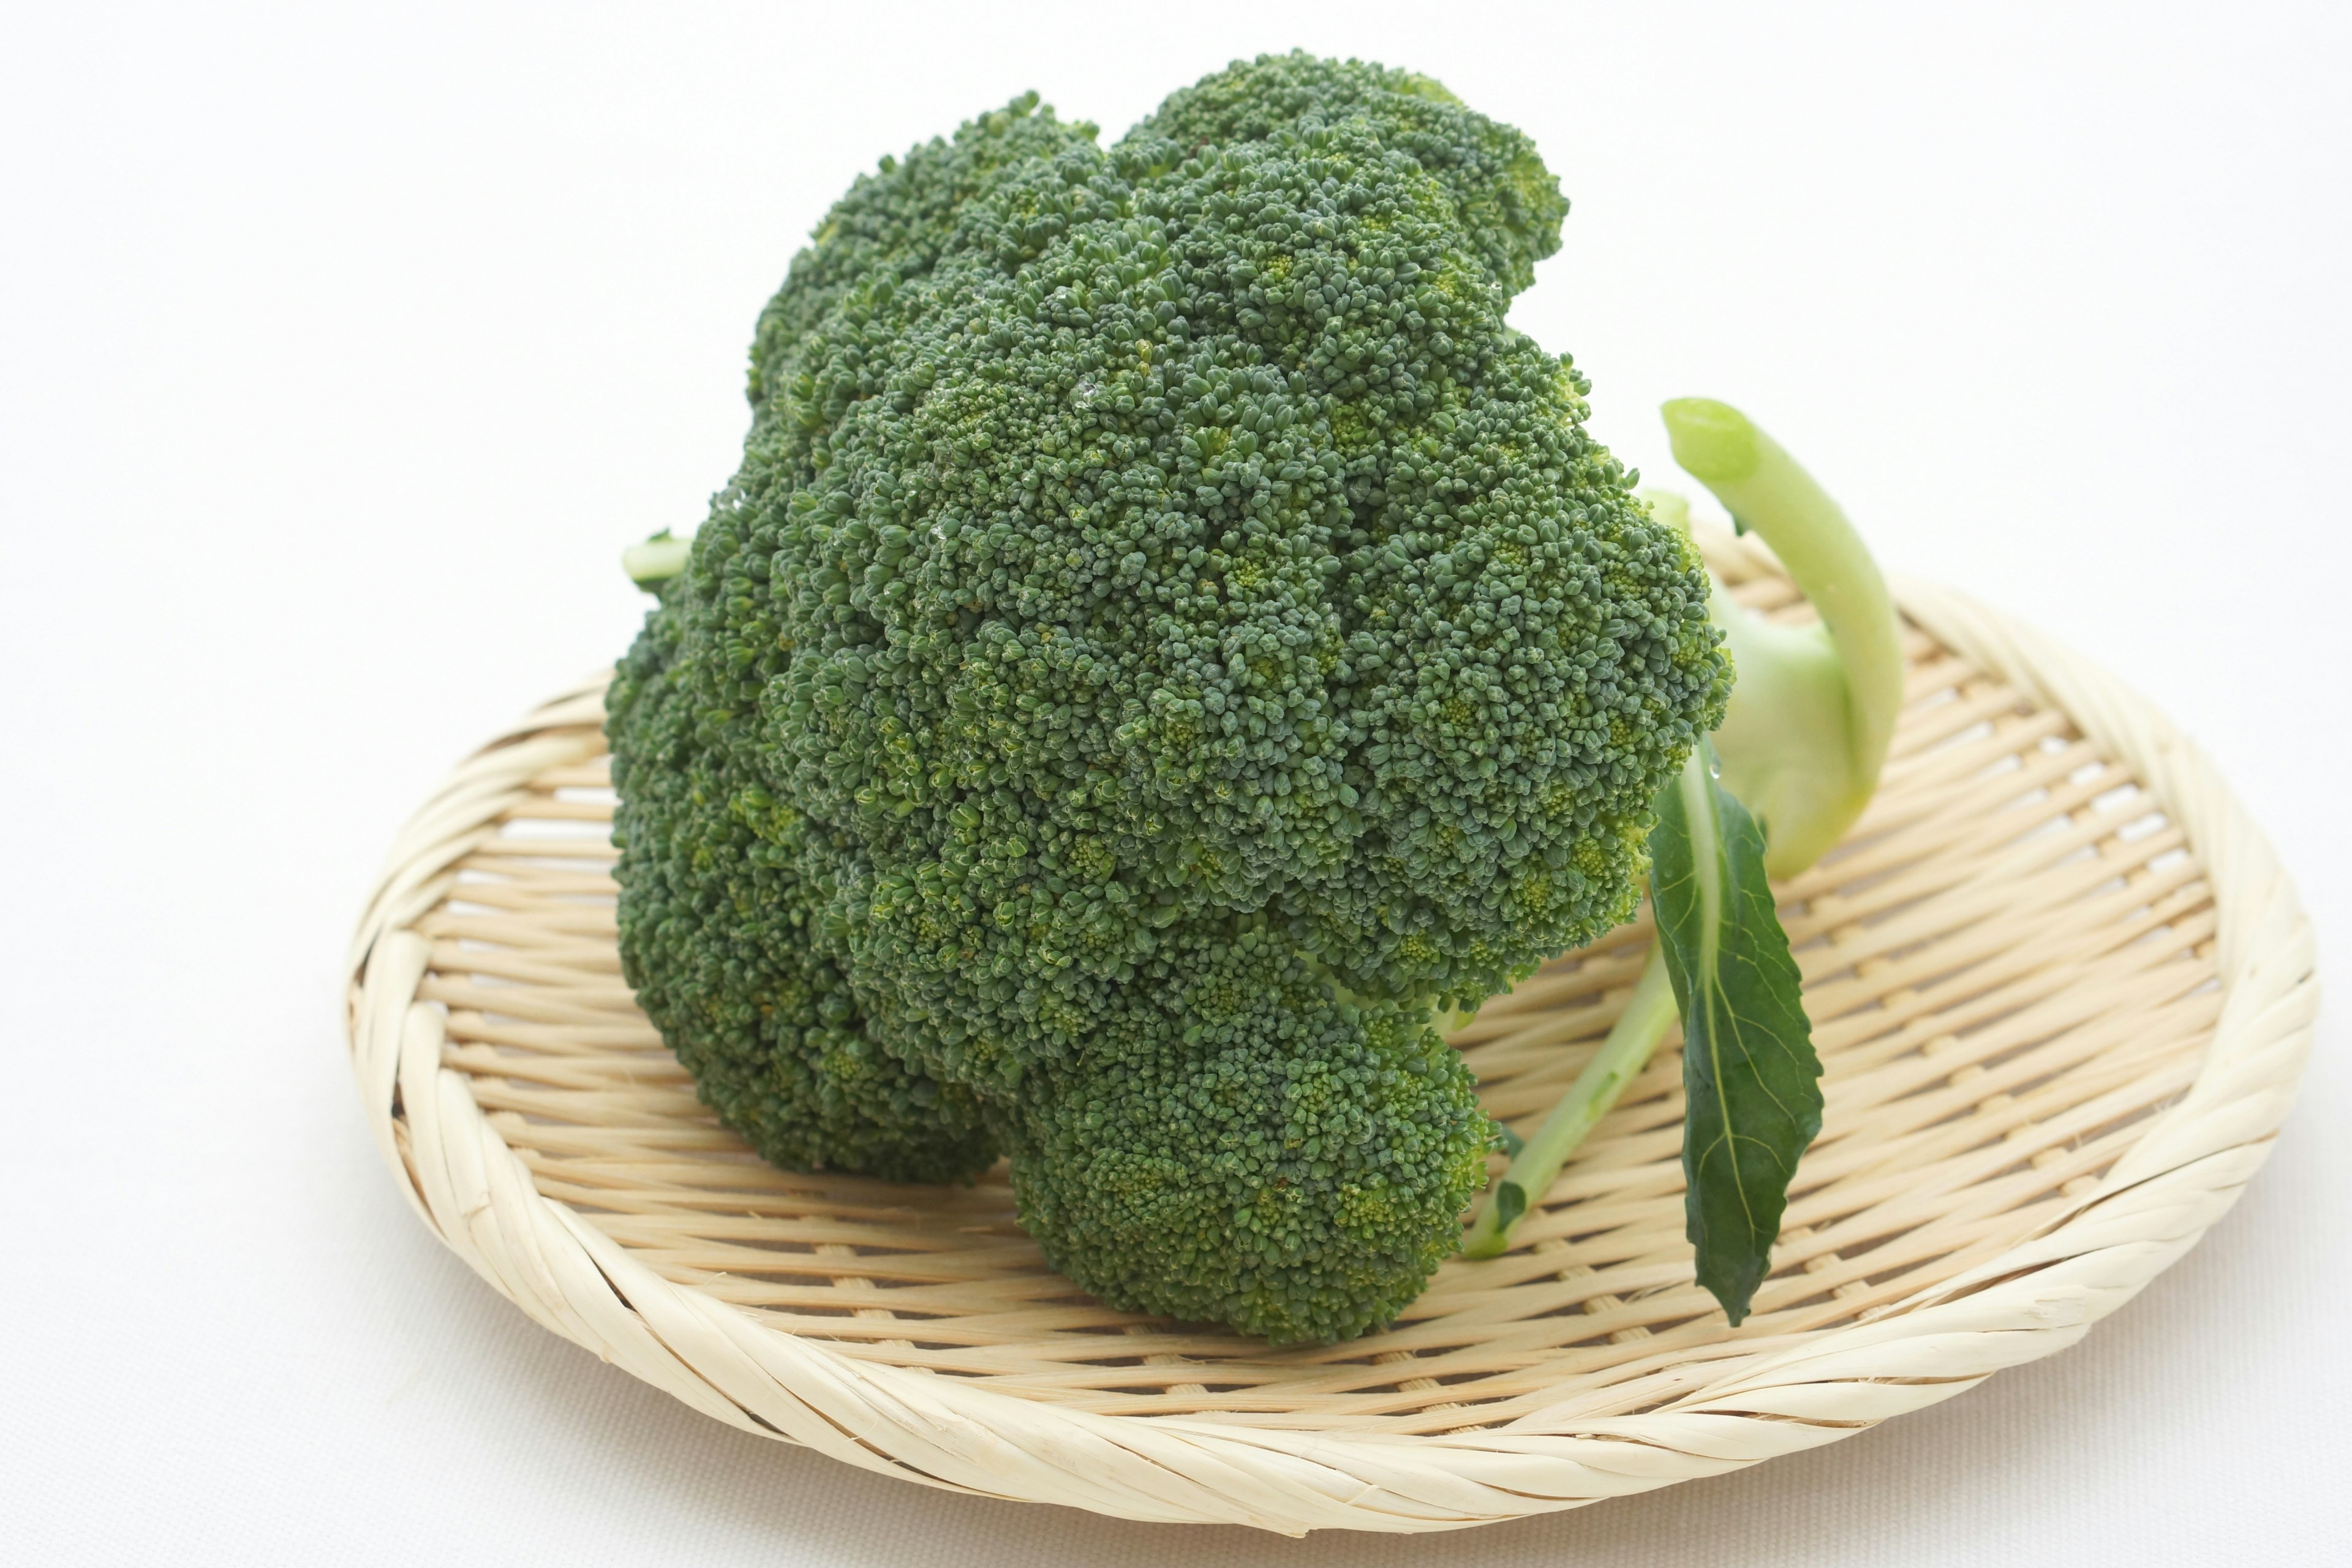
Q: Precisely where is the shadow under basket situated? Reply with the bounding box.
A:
[345,529,2316,1534]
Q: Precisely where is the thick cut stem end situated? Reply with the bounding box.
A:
[624,530,692,590]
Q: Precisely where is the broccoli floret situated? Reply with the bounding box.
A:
[1131,53,1565,296]
[609,587,997,1183]
[745,92,1100,415]
[609,54,1730,1337]
[1003,922,1490,1344]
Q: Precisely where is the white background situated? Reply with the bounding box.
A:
[3,2,2345,1561]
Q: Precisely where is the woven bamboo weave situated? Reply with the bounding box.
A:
[344,532,2316,1534]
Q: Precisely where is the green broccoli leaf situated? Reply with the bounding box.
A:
[1649,742,1822,1325]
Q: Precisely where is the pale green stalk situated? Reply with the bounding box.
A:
[1460,943,1676,1257]
[1660,398,1903,875]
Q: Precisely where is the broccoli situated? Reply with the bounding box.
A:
[608,53,1730,1341]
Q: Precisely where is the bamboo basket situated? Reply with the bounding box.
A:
[344,528,2316,1534]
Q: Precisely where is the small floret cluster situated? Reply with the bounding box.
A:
[609,54,1728,1343]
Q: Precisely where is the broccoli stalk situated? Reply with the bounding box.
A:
[1460,942,1676,1245]
[1668,398,1904,877]
[1460,400,1902,1323]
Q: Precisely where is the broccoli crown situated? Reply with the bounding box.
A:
[609,53,1728,1338]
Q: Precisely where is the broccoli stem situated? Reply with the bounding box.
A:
[1660,399,1905,829]
[1458,943,1676,1258]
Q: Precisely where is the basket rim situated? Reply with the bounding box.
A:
[345,578,2318,1534]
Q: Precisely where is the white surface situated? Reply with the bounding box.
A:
[2,2,2345,1560]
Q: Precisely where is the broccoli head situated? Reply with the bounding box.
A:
[609,53,1729,1340]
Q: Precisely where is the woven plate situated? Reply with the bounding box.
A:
[345,529,2316,1534]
